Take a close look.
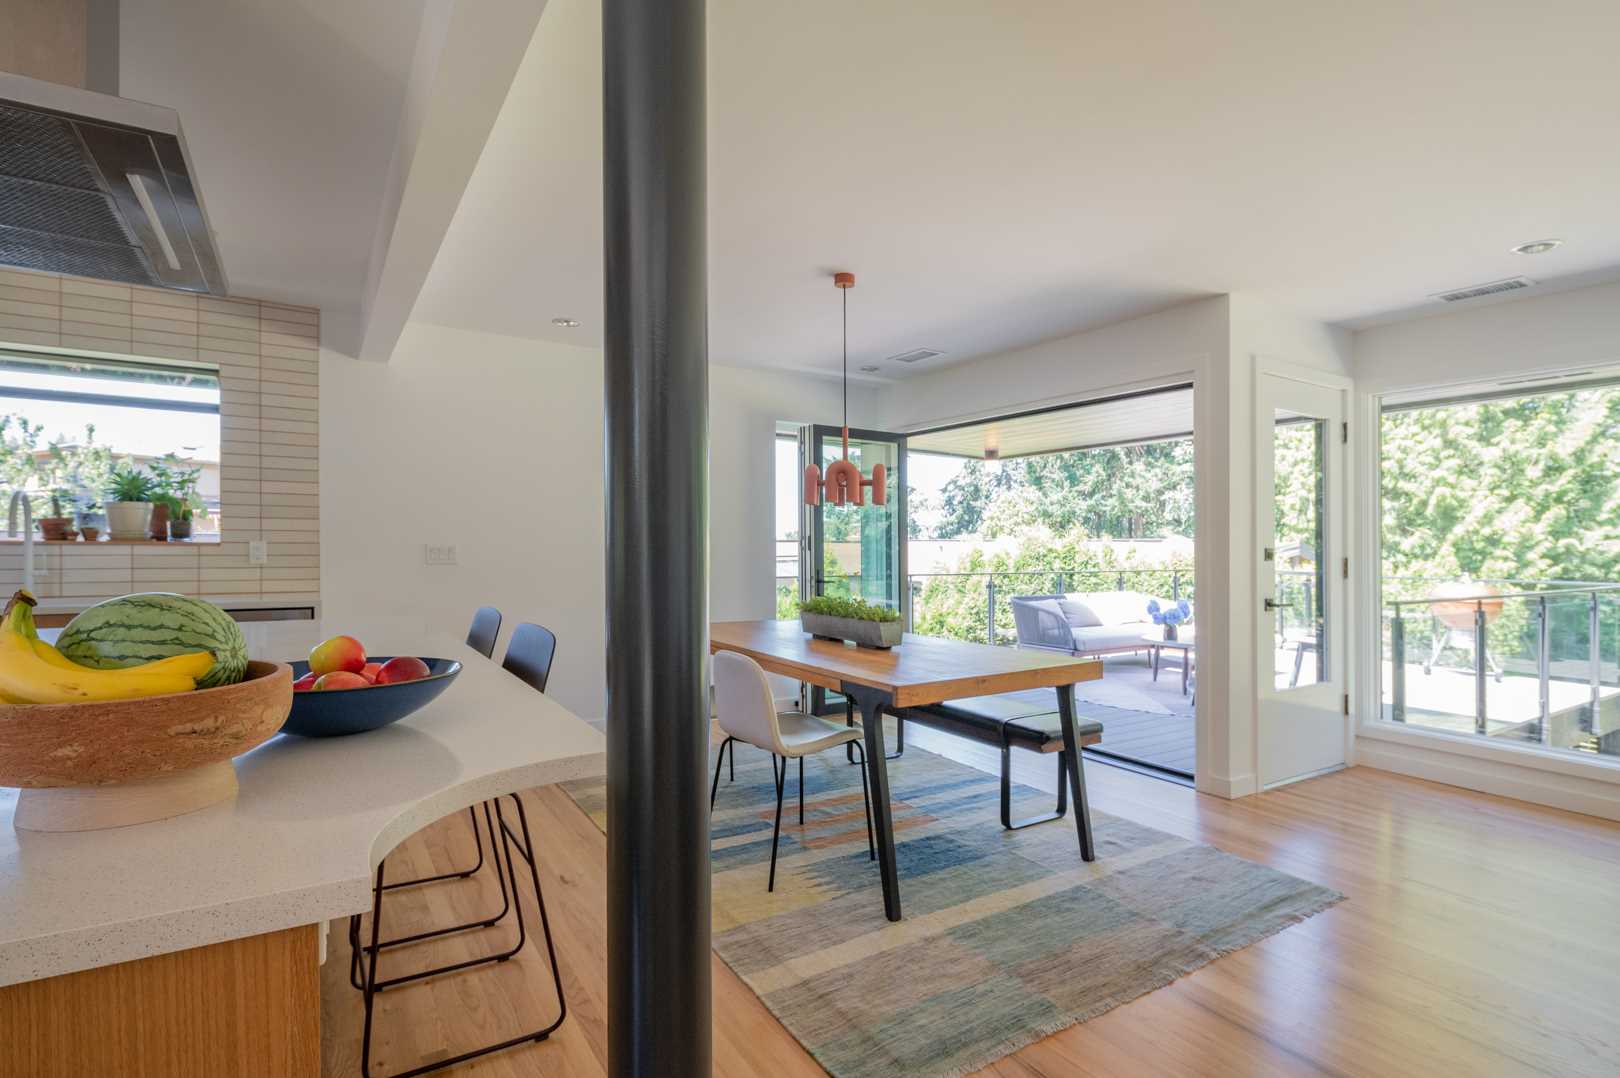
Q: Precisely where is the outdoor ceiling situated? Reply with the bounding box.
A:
[908,387,1193,461]
[412,0,1620,379]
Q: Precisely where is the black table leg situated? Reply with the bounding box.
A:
[844,681,902,920]
[1055,682,1096,861]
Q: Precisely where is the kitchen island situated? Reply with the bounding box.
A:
[0,617,605,1078]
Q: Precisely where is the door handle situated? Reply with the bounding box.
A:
[1264,598,1293,611]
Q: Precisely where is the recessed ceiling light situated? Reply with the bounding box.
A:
[1511,239,1562,255]
[859,365,881,373]
[551,317,580,327]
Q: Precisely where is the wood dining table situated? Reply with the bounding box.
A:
[709,620,1102,922]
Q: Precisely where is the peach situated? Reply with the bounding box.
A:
[359,662,382,684]
[375,656,431,685]
[310,634,366,676]
[313,670,370,691]
[292,672,318,692]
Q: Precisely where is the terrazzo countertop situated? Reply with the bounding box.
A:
[0,616,606,988]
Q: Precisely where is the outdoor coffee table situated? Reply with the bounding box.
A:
[1144,632,1194,696]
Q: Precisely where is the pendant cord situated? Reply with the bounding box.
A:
[841,285,848,432]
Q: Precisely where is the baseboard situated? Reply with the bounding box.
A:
[1195,771,1257,799]
[1356,735,1620,822]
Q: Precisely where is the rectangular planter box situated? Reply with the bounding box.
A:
[800,612,904,649]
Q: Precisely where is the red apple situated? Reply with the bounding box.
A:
[310,634,366,676]
[314,670,370,691]
[375,656,431,685]
[293,672,318,692]
[359,662,382,684]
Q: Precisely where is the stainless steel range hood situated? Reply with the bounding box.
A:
[0,71,227,295]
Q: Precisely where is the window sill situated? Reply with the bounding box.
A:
[1357,717,1620,783]
[0,535,222,545]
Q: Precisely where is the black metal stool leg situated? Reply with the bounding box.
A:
[355,796,568,1078]
[379,805,485,891]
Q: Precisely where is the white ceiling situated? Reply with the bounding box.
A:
[118,0,427,325]
[424,1,1619,378]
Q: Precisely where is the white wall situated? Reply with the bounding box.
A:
[1354,279,1620,394]
[321,321,858,719]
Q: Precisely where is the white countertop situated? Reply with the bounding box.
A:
[0,617,606,988]
[30,594,321,614]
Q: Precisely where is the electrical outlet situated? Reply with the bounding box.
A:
[248,540,268,565]
[424,544,458,566]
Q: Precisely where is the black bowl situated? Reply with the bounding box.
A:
[279,657,462,737]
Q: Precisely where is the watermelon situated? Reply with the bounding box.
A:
[56,593,248,689]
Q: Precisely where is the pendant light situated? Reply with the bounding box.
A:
[803,272,886,507]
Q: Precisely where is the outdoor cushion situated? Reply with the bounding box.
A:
[1079,590,1157,626]
[1057,597,1103,628]
[1072,625,1156,652]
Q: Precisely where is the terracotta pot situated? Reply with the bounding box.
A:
[147,501,170,540]
[105,501,152,540]
[38,517,73,541]
[80,526,100,541]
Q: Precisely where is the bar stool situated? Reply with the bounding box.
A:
[348,618,566,1078]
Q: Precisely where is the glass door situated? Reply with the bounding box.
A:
[800,424,908,713]
[1256,371,1348,786]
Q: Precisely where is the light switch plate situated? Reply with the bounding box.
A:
[424,544,458,566]
[249,540,268,565]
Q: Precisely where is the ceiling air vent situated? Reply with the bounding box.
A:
[1431,277,1534,303]
[887,348,944,365]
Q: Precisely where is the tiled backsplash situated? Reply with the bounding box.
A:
[0,267,319,606]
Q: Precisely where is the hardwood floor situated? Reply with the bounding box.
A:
[322,744,1620,1077]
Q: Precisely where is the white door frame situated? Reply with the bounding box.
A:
[1253,360,1354,788]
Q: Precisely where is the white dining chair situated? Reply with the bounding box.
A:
[710,649,876,891]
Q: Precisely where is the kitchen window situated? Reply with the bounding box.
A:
[0,348,222,537]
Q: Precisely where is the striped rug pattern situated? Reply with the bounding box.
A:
[563,741,1341,1077]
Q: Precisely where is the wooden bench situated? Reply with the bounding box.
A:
[885,692,1103,831]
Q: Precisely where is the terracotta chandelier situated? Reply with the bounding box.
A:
[803,272,887,507]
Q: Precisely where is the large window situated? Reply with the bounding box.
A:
[774,433,799,617]
[0,349,221,538]
[1378,382,1620,760]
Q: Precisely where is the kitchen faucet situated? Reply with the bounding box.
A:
[6,491,35,593]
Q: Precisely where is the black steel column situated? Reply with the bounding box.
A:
[603,1,710,1075]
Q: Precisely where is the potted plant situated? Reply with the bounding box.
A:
[37,489,74,541]
[103,463,156,540]
[149,454,207,540]
[798,594,904,649]
[76,499,105,541]
[1147,598,1192,641]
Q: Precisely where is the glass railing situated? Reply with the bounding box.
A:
[1383,583,1620,759]
[906,568,1193,646]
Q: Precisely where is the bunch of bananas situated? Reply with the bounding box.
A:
[0,590,214,705]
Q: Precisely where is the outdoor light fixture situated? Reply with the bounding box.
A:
[803,272,887,507]
[1511,239,1562,255]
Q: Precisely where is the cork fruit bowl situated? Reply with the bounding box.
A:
[0,660,294,833]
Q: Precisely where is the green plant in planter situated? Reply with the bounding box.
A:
[149,453,207,522]
[798,595,901,623]
[104,463,156,504]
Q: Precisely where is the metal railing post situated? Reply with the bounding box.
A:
[906,576,915,633]
[1474,601,1489,736]
[1116,571,1125,591]
[1172,571,1181,601]
[986,577,997,645]
[1591,591,1602,723]
[1537,595,1551,744]
[1391,607,1406,723]
[1056,572,1066,595]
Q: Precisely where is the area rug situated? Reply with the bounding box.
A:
[562,742,1341,1077]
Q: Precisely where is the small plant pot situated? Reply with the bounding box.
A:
[105,501,153,541]
[79,526,100,542]
[147,502,170,541]
[169,517,193,540]
[38,517,74,541]
[800,612,904,650]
